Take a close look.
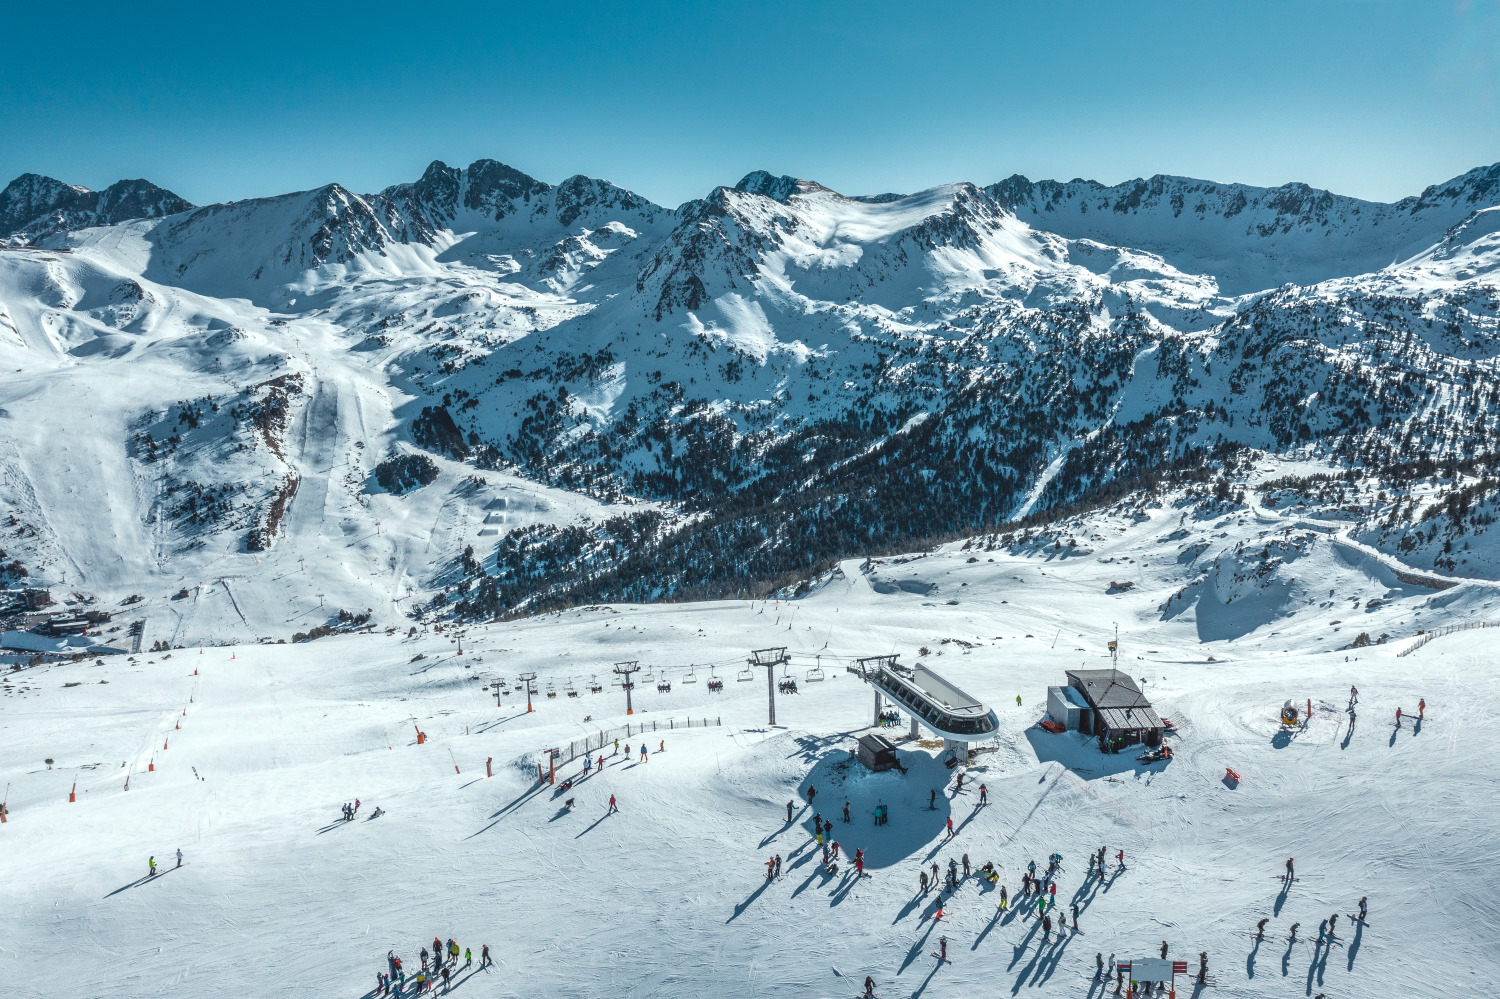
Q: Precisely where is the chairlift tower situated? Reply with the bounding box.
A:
[517,671,537,713]
[750,647,788,725]
[614,661,641,715]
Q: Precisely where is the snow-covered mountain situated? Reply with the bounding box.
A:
[3,156,1500,644]
[0,173,194,245]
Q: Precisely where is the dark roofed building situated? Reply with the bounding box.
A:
[855,733,899,772]
[1065,669,1163,751]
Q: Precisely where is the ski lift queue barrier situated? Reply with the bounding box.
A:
[540,716,722,770]
[1396,619,1492,657]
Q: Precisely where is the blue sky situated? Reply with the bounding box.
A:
[4,0,1496,207]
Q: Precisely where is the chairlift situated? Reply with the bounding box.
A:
[806,665,825,682]
[589,674,603,693]
[642,667,655,683]
[683,664,698,684]
[611,674,624,687]
[737,665,753,682]
[565,677,579,698]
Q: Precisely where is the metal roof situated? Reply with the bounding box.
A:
[1097,705,1164,731]
[1065,669,1153,711]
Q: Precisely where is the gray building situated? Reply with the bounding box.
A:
[1063,669,1163,751]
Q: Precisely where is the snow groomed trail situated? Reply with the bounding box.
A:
[2,563,1495,999]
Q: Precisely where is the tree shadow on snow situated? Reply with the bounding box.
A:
[793,748,949,870]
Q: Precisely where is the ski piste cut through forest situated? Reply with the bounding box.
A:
[3,158,1500,636]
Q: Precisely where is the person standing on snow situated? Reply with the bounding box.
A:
[998,884,1008,910]
[1256,917,1269,939]
[148,856,156,876]
[979,784,988,804]
[596,754,603,771]
[659,740,664,753]
[640,745,648,762]
[787,800,794,823]
[1285,857,1295,880]
[774,854,783,878]
[939,936,948,961]
[962,854,970,878]
[1395,707,1402,728]
[608,795,618,814]
[945,816,954,839]
[1418,699,1425,720]
[929,788,937,810]
[1072,903,1080,931]
[920,871,929,894]
[1041,914,1051,942]
[843,800,851,823]
[1349,685,1358,705]
[1358,897,1368,921]
[864,975,877,997]
[480,944,491,968]
[808,785,817,805]
[175,848,183,868]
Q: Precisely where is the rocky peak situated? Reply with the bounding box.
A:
[0,172,193,243]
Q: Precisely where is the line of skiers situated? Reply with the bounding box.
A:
[341,800,361,822]
[377,938,491,995]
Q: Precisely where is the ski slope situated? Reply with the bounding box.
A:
[3,527,1495,999]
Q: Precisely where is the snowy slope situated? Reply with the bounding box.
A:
[2,522,1494,998]
[2,157,1500,641]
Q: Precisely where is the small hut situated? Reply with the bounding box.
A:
[855,733,899,772]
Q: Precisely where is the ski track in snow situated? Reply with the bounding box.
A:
[2,550,1497,999]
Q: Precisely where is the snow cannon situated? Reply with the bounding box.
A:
[1280,700,1300,726]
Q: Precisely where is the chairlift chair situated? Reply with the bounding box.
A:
[737,665,753,682]
[683,664,698,684]
[806,665,825,682]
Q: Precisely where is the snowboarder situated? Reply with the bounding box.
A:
[148,856,156,876]
[843,800,851,823]
[1418,699,1425,720]
[175,848,182,869]
[608,795,618,814]
[979,784,988,804]
[1256,917,1269,939]
[787,800,794,823]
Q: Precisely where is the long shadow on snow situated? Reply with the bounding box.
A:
[794,746,949,870]
[104,868,178,898]
[898,905,942,974]
[1246,936,1261,978]
[727,878,772,923]
[1024,729,1161,779]
[1346,919,1363,969]
[1273,876,1292,917]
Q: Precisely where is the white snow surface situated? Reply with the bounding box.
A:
[3,508,1497,998]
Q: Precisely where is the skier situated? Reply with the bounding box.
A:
[608,795,618,814]
[440,966,450,993]
[929,788,937,810]
[998,885,1008,910]
[1289,923,1299,941]
[354,798,361,813]
[613,738,619,755]
[1198,952,1207,985]
[1160,940,1168,959]
[946,816,954,839]
[481,944,491,968]
[1329,913,1338,932]
[448,939,458,962]
[843,800,851,823]
[832,841,840,859]
[1285,857,1295,880]
[1418,699,1425,720]
[1117,850,1126,871]
[420,948,429,971]
[962,853,970,878]
[1016,695,1022,707]
[659,740,664,753]
[1028,859,1036,878]
[596,754,603,772]
[1349,685,1358,705]
[774,854,783,878]
[434,938,443,967]
[640,745,648,762]
[939,936,948,961]
[787,800,794,823]
[1049,882,1057,906]
[808,785,817,804]
[1072,903,1080,931]
[1395,707,1402,728]
[1096,953,1104,977]
[979,784,988,804]
[149,856,156,877]
[1041,914,1051,941]
[930,861,939,886]
[624,743,630,758]
[1059,911,1067,933]
[864,975,877,997]
[765,858,775,881]
[1256,917,1269,939]
[920,871,929,894]
[955,772,964,793]
[1357,897,1368,921]
[855,855,865,876]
